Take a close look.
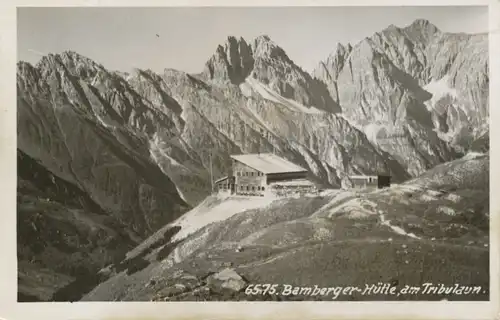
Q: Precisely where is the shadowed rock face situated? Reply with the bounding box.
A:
[17,18,488,301]
[203,36,255,85]
[17,149,137,301]
[17,53,192,301]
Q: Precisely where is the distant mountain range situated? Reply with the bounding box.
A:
[16,18,489,301]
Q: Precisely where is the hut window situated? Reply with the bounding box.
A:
[252,186,255,191]
[246,186,249,191]
[262,187,265,191]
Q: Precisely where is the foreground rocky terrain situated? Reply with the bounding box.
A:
[17,19,489,301]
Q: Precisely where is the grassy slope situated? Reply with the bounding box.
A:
[17,150,139,301]
[81,155,489,301]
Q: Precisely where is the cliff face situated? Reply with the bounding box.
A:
[17,18,488,301]
[313,20,488,174]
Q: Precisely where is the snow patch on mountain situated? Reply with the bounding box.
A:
[241,77,324,114]
[332,115,387,146]
[423,75,458,110]
[321,197,377,219]
[379,211,421,239]
[462,151,485,160]
[444,193,462,203]
[94,114,111,128]
[420,193,438,202]
[171,194,277,241]
[180,107,188,122]
[242,103,279,137]
[362,123,389,145]
[148,134,191,203]
[291,143,322,177]
[437,206,457,216]
[239,81,254,98]
[149,134,188,171]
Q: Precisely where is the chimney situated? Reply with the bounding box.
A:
[209,150,214,192]
[257,128,262,155]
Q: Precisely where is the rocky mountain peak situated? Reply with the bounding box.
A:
[60,50,92,63]
[255,34,271,42]
[337,42,353,55]
[226,35,238,43]
[251,35,291,62]
[202,35,254,85]
[17,60,36,74]
[16,61,42,92]
[403,18,441,43]
[203,34,305,86]
[34,53,59,70]
[32,50,105,82]
[312,42,352,83]
[409,18,439,31]
[35,51,94,68]
[324,43,353,62]
[385,24,400,32]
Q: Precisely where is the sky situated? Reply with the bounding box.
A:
[17,6,489,74]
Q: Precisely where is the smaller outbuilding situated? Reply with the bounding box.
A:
[349,174,391,189]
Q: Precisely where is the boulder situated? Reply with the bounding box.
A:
[207,268,247,292]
